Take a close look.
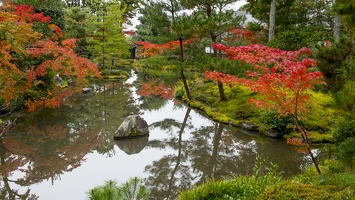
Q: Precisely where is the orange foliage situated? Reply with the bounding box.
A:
[48,23,64,40]
[137,78,175,100]
[136,36,198,57]
[0,3,102,111]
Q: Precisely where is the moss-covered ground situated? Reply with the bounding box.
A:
[131,57,346,143]
[186,81,338,143]
[131,56,354,200]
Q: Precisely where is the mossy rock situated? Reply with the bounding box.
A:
[103,75,128,79]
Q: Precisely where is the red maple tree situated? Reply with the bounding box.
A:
[206,43,324,174]
[136,36,197,57]
[0,3,102,111]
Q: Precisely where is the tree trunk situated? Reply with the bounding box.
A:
[212,34,218,57]
[295,118,321,174]
[102,11,105,69]
[217,82,227,101]
[334,0,341,42]
[212,35,226,101]
[269,0,276,41]
[179,38,192,100]
[206,1,226,101]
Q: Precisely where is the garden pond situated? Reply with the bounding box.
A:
[0,70,325,200]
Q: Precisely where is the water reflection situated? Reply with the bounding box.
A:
[0,71,318,200]
[142,103,308,199]
[0,79,133,199]
[115,135,149,155]
[0,112,102,199]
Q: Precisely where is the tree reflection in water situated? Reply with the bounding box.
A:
[142,104,310,200]
[0,72,318,200]
[0,80,133,199]
[0,118,102,199]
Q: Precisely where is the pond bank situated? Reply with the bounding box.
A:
[131,58,338,144]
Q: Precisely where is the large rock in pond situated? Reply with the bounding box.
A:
[114,115,149,139]
[115,135,149,155]
[239,122,259,131]
[265,129,282,139]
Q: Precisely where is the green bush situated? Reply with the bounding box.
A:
[259,180,347,200]
[195,57,253,78]
[293,163,355,195]
[302,91,336,133]
[268,25,331,50]
[178,156,281,200]
[178,174,282,200]
[258,110,294,136]
[316,38,354,93]
[136,56,179,69]
[333,116,355,143]
[87,178,150,200]
[100,69,129,77]
[174,85,186,99]
[334,80,355,112]
[336,138,355,170]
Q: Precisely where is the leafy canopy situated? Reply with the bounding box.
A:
[206,43,324,118]
[0,3,102,111]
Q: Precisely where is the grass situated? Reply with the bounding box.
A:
[178,156,282,200]
[178,158,355,200]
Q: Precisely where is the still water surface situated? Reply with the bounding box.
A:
[1,71,317,200]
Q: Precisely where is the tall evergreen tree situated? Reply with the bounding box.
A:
[84,0,138,24]
[64,6,92,57]
[180,0,242,57]
[135,0,172,43]
[180,0,243,101]
[87,0,129,69]
[336,0,355,38]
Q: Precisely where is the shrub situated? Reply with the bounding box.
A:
[137,56,179,69]
[334,80,355,112]
[178,156,281,200]
[174,85,185,99]
[258,110,294,136]
[302,91,336,133]
[293,163,355,196]
[259,180,347,200]
[268,25,331,51]
[316,38,354,93]
[87,178,150,200]
[336,138,355,170]
[333,116,355,143]
[195,57,253,78]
